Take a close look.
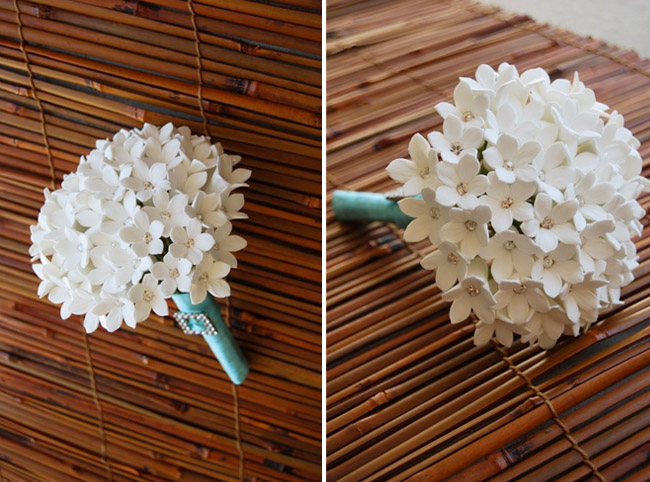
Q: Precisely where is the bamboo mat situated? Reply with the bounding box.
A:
[0,1,321,481]
[326,1,650,481]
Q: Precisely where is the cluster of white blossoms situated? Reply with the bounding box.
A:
[30,123,250,333]
[387,63,648,349]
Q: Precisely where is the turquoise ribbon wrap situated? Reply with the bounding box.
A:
[171,293,249,385]
[332,190,413,228]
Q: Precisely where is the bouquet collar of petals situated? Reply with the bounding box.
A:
[30,123,250,333]
[386,63,648,348]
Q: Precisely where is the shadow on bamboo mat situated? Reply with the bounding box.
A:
[326,0,650,481]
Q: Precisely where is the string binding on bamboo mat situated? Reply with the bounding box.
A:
[12,0,56,191]
[12,2,115,478]
[187,1,245,479]
[490,339,608,482]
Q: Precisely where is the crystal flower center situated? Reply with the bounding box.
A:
[144,232,152,243]
[542,256,555,268]
[447,253,460,265]
[456,182,469,195]
[504,161,514,171]
[185,239,194,248]
[462,111,475,122]
[501,197,514,209]
[576,195,585,207]
[198,272,209,282]
[143,181,154,190]
[464,220,477,231]
[169,268,179,279]
[538,171,546,181]
[540,216,554,229]
[143,289,154,302]
[430,207,440,219]
[420,167,430,177]
[513,285,527,294]
[160,210,171,220]
[450,142,463,155]
[504,240,516,250]
[466,285,480,296]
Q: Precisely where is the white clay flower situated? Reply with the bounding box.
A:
[494,279,550,324]
[480,172,535,232]
[483,134,540,184]
[521,193,580,252]
[190,255,231,304]
[170,218,215,264]
[435,154,488,209]
[400,188,449,244]
[442,275,496,323]
[119,211,164,257]
[479,231,541,282]
[440,205,491,258]
[420,241,468,291]
[428,115,483,164]
[386,133,439,196]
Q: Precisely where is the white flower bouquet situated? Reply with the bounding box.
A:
[30,123,250,383]
[333,63,648,349]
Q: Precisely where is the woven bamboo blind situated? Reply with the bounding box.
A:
[327,1,650,481]
[0,1,321,481]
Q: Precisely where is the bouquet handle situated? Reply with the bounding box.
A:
[332,190,413,228]
[172,293,249,385]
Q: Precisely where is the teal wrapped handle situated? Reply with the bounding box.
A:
[332,190,413,228]
[172,293,249,385]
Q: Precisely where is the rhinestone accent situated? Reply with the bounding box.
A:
[466,285,480,296]
[450,142,463,155]
[420,167,430,177]
[465,220,477,231]
[169,268,179,279]
[504,161,514,171]
[143,289,154,302]
[198,272,209,282]
[504,240,516,250]
[456,182,469,196]
[185,239,195,248]
[144,232,152,243]
[430,207,441,219]
[540,216,554,229]
[542,256,555,268]
[173,311,218,336]
[462,111,475,122]
[447,253,460,265]
[501,197,514,209]
[160,210,171,220]
[513,285,528,294]
[143,181,154,190]
[576,195,585,207]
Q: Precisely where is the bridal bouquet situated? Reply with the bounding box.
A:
[336,63,648,349]
[30,123,249,332]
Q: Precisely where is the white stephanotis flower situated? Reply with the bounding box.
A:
[191,254,231,304]
[479,230,541,282]
[494,279,550,324]
[170,218,215,264]
[152,253,192,294]
[399,188,450,244]
[210,223,247,268]
[435,79,488,127]
[531,244,583,297]
[479,172,535,232]
[522,307,575,349]
[119,211,164,257]
[534,142,578,202]
[560,273,608,325]
[420,241,468,291]
[578,219,617,274]
[521,193,580,252]
[440,205,491,258]
[427,115,483,164]
[435,154,488,209]
[30,123,247,333]
[473,318,522,347]
[564,171,616,231]
[386,133,439,196]
[442,275,496,323]
[483,134,540,184]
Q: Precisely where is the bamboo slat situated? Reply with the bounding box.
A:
[326,1,650,481]
[0,1,321,481]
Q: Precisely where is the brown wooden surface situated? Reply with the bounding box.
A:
[326,1,650,481]
[0,1,321,481]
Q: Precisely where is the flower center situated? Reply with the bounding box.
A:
[420,167,430,178]
[462,111,475,122]
[143,289,154,302]
[198,272,209,282]
[111,241,119,248]
[464,220,477,231]
[542,256,555,268]
[456,182,469,195]
[447,253,460,265]
[576,195,584,207]
[185,239,194,248]
[504,161,514,171]
[504,240,516,250]
[450,142,463,155]
[466,285,480,296]
[160,210,171,220]
[538,171,546,181]
[77,243,84,252]
[143,181,154,190]
[144,232,152,243]
[540,216,554,229]
[513,285,527,295]
[501,197,514,209]
[169,268,179,279]
[429,207,440,219]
